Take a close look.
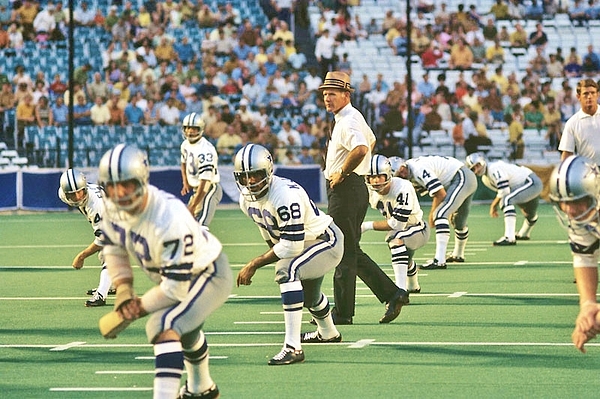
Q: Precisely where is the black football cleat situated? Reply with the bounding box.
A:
[493,237,516,246]
[268,346,305,365]
[420,259,447,270]
[85,293,106,307]
[301,331,342,343]
[178,383,220,399]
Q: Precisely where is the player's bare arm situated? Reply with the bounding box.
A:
[237,247,280,287]
[73,242,102,269]
[490,197,501,218]
[429,188,446,226]
[187,179,209,215]
[180,163,191,195]
[561,150,574,161]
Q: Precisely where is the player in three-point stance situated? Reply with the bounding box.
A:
[550,155,600,353]
[97,144,232,399]
[361,155,429,296]
[397,155,477,270]
[466,152,542,246]
[58,168,114,307]
[234,144,344,366]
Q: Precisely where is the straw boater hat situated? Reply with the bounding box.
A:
[318,71,355,93]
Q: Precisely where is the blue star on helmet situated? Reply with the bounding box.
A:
[266,153,272,163]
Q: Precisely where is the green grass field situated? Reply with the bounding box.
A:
[2,203,600,398]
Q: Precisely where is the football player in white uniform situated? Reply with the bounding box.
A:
[361,155,430,294]
[58,169,114,307]
[397,155,477,269]
[180,112,223,227]
[549,155,600,353]
[466,153,542,245]
[97,144,232,399]
[234,144,344,366]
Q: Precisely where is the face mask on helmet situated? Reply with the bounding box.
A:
[98,144,149,214]
[182,112,205,144]
[233,144,274,201]
[465,152,487,176]
[60,169,89,207]
[549,155,600,232]
[365,154,392,193]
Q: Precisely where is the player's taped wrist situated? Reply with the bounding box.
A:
[114,284,135,311]
[361,221,374,233]
[99,311,132,339]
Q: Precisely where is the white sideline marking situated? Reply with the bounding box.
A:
[50,387,152,392]
[514,261,528,265]
[234,321,314,325]
[0,259,573,271]
[5,341,600,350]
[348,339,375,348]
[96,370,155,374]
[449,292,467,298]
[134,356,228,360]
[370,342,590,347]
[50,341,86,351]
[206,331,283,335]
[0,292,580,302]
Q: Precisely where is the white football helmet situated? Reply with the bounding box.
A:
[182,112,205,144]
[233,144,274,201]
[549,155,600,229]
[59,168,88,207]
[465,152,487,176]
[98,144,149,213]
[365,154,393,193]
[388,156,405,175]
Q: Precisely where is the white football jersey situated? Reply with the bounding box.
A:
[239,175,333,259]
[101,186,222,296]
[181,137,220,187]
[406,155,464,196]
[481,160,535,197]
[58,183,105,246]
[368,177,424,231]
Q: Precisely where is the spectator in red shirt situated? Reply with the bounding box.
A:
[421,43,444,68]
[49,74,68,100]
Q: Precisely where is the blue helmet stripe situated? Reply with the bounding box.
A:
[67,169,76,191]
[108,144,126,182]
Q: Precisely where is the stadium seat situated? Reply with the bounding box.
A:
[11,156,28,167]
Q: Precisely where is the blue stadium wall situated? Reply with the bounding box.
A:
[0,165,326,211]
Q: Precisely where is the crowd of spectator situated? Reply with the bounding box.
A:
[0,0,599,166]
[309,0,600,160]
[0,0,330,166]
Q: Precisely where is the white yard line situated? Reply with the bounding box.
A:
[50,387,153,392]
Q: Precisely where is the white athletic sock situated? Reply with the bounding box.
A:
[518,217,535,237]
[309,293,338,339]
[153,341,183,399]
[504,214,517,241]
[435,232,450,262]
[390,243,408,290]
[96,267,112,298]
[280,281,304,350]
[183,331,214,394]
[452,227,469,258]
